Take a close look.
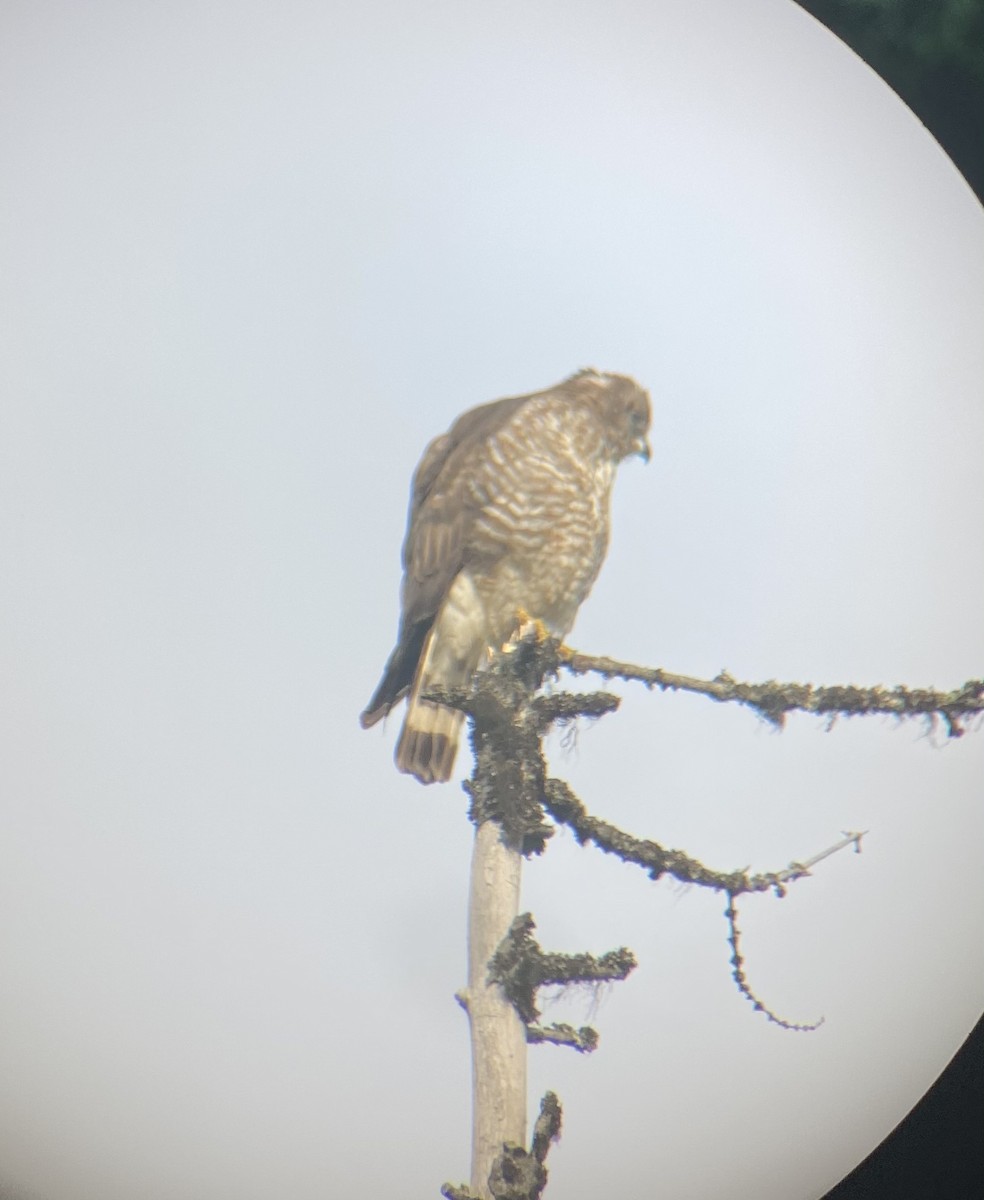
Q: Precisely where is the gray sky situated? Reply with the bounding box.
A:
[1,2,982,1197]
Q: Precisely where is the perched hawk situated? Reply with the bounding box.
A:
[361,368,651,784]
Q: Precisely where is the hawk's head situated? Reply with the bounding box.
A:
[572,368,652,463]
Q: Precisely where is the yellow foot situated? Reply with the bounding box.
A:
[500,610,576,659]
[512,608,552,644]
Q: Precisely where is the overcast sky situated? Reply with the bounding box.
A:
[1,2,982,1198]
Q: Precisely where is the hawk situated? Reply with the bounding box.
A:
[360,368,651,784]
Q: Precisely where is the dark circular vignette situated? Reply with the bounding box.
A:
[824,1014,984,1199]
[796,0,984,205]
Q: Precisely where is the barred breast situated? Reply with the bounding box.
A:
[465,396,616,641]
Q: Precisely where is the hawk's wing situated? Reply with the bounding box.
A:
[400,392,527,627]
[360,392,526,727]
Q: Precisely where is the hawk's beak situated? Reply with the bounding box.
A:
[634,436,652,463]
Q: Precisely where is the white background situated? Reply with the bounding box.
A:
[1,2,982,1197]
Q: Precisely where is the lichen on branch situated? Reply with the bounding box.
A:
[488,913,636,1044]
[562,650,984,736]
[544,778,864,898]
[442,1093,563,1200]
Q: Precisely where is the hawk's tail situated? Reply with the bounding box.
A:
[394,580,482,784]
[396,698,464,785]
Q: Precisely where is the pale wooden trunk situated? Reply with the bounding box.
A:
[464,819,527,1198]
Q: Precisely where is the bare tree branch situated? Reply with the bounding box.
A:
[530,1092,563,1163]
[725,897,823,1032]
[488,912,635,1044]
[543,778,863,898]
[526,1023,598,1053]
[562,651,984,736]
